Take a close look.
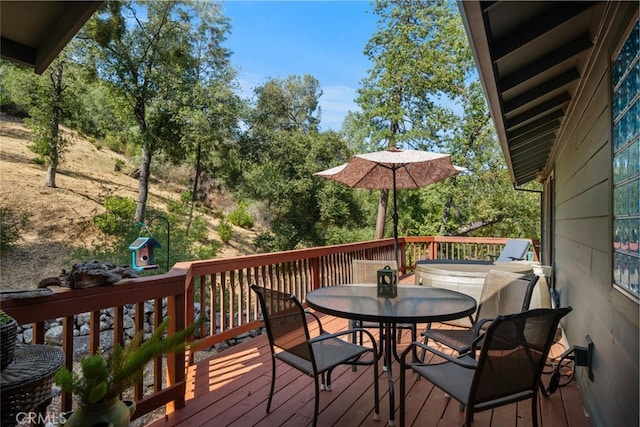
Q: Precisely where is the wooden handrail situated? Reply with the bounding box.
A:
[0,235,538,421]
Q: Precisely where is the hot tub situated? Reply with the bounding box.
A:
[414,260,552,327]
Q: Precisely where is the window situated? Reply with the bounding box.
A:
[612,19,639,298]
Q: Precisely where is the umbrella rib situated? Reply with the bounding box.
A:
[397,163,420,188]
[379,163,421,189]
[350,162,380,188]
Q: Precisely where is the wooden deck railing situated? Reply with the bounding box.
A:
[0,236,538,422]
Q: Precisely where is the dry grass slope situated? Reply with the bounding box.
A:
[0,115,258,290]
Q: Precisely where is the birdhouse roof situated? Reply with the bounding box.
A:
[128,237,161,251]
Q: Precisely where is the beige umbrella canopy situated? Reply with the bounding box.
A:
[315,147,463,263]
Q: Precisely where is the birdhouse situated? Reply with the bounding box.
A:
[377,265,398,298]
[128,237,161,271]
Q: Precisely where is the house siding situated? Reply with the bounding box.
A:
[550,3,639,426]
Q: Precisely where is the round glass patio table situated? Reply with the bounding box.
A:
[306,284,476,426]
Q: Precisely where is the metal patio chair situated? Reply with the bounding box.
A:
[421,269,539,357]
[250,284,380,427]
[400,307,572,427]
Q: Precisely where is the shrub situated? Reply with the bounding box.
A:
[94,196,136,235]
[254,231,277,253]
[189,216,208,242]
[195,242,221,260]
[218,219,233,243]
[0,207,26,252]
[227,203,254,229]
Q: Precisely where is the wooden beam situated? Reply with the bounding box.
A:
[503,69,579,113]
[505,94,570,130]
[492,2,597,61]
[501,34,593,92]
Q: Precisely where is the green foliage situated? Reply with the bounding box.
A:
[75,194,222,272]
[94,196,137,235]
[227,203,254,229]
[189,216,209,242]
[194,242,222,260]
[218,219,233,243]
[356,0,471,149]
[323,227,375,246]
[241,112,363,250]
[254,232,277,253]
[0,309,14,325]
[0,207,26,252]
[21,57,72,184]
[0,62,33,117]
[114,158,125,172]
[54,316,204,405]
[167,200,187,216]
[181,191,193,206]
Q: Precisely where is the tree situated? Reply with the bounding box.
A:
[245,130,361,250]
[240,75,364,250]
[177,1,242,226]
[355,0,471,239]
[239,75,323,165]
[20,56,74,188]
[85,1,195,222]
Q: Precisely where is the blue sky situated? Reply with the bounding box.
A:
[221,1,378,131]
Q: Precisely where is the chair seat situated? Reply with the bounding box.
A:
[415,357,535,411]
[413,356,475,404]
[277,333,370,376]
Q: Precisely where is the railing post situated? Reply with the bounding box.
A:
[165,292,186,413]
[399,241,407,273]
[429,240,438,260]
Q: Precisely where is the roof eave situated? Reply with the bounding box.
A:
[457,1,518,185]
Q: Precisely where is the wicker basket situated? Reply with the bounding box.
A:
[0,318,17,369]
[1,344,64,426]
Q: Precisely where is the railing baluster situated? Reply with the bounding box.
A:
[134,302,145,400]
[62,315,74,412]
[154,297,163,393]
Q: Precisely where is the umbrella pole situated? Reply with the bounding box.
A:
[392,168,399,266]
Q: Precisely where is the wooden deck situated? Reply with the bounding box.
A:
[145,306,591,426]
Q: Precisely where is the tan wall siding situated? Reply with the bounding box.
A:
[551,4,639,425]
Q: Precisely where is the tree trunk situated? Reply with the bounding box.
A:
[134,99,150,223]
[45,164,57,188]
[46,61,63,188]
[439,195,453,234]
[375,189,389,239]
[135,145,152,223]
[187,143,203,231]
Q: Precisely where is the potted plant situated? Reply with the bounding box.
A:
[54,315,203,426]
[0,308,18,369]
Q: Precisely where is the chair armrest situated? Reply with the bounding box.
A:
[471,317,493,335]
[400,340,478,370]
[459,318,493,356]
[304,309,325,334]
[309,328,379,355]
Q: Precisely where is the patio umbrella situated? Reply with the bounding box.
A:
[314,147,463,264]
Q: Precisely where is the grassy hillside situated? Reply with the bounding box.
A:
[0,115,259,290]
